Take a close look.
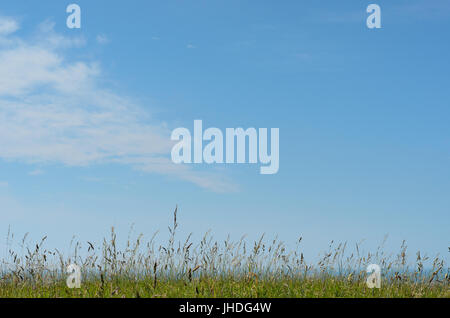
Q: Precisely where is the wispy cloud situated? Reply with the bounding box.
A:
[79,176,103,183]
[96,34,109,45]
[0,16,19,35]
[0,181,8,187]
[392,0,450,19]
[29,169,44,176]
[0,17,235,192]
[186,43,196,49]
[36,20,86,49]
[309,8,364,24]
[294,53,310,60]
[312,1,450,25]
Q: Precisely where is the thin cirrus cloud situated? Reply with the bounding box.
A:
[0,16,235,193]
[96,34,109,45]
[392,0,450,19]
[29,169,45,176]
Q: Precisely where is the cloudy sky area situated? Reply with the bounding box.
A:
[0,1,449,263]
[0,15,234,192]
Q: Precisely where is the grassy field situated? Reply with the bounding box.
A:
[1,208,448,298]
[1,275,448,298]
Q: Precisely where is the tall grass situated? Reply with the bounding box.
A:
[0,207,448,298]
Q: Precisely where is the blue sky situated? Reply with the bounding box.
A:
[0,1,449,263]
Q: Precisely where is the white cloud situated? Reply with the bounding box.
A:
[186,44,196,49]
[35,20,86,49]
[0,17,19,35]
[0,46,98,96]
[0,17,235,192]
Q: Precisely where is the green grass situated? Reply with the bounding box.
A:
[1,276,448,298]
[1,208,448,298]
